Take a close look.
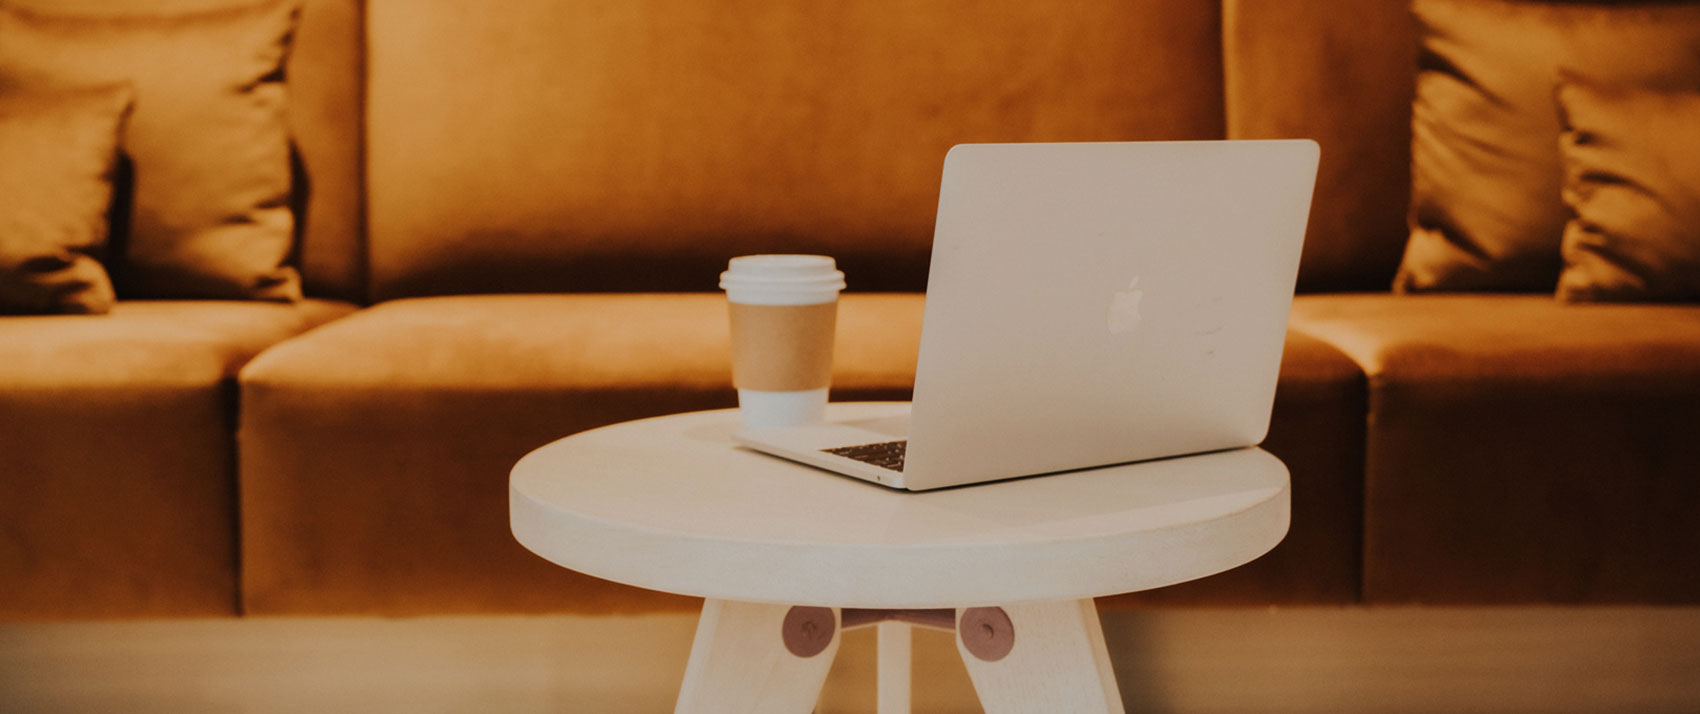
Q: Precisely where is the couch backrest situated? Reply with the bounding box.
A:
[288,0,366,302]
[361,0,1228,299]
[3,0,367,302]
[1223,0,1416,292]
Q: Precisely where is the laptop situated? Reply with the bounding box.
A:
[736,140,1319,490]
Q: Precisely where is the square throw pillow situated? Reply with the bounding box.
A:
[1555,80,1700,302]
[1396,0,1700,293]
[0,0,302,301]
[0,85,130,314]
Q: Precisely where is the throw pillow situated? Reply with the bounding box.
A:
[0,85,130,314]
[0,0,303,301]
[1555,80,1700,302]
[1396,0,1700,293]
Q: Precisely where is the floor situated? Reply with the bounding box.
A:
[1,607,1697,714]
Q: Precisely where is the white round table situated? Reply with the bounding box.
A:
[510,403,1289,714]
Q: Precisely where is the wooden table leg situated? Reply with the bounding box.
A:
[956,599,1125,714]
[673,599,840,714]
[877,621,912,714]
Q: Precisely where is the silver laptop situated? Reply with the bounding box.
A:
[736,140,1319,490]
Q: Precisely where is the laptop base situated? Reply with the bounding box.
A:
[736,412,912,489]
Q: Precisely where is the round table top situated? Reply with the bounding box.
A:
[509,403,1289,609]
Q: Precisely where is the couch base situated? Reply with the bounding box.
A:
[238,293,1366,614]
[0,299,354,618]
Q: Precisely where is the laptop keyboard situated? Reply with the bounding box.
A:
[822,440,907,472]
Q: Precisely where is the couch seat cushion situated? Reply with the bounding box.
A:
[239,293,1365,614]
[0,298,355,617]
[237,293,921,614]
[1290,293,1700,603]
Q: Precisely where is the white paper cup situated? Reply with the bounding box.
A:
[720,255,846,429]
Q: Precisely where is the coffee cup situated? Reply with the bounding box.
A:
[720,255,846,429]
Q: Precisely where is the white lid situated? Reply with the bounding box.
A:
[720,255,846,305]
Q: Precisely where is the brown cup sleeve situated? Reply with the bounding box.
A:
[727,301,837,391]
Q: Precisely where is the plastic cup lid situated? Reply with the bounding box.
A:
[720,254,846,293]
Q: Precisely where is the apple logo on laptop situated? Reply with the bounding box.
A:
[1107,276,1144,335]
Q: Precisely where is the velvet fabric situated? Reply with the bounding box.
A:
[1397,0,1700,293]
[0,85,129,314]
[1556,81,1700,302]
[1222,0,1415,292]
[0,299,354,618]
[17,0,1700,620]
[239,294,1363,613]
[361,0,1226,299]
[0,0,303,301]
[285,0,366,302]
[1291,294,1700,603]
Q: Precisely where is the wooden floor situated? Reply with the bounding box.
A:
[1,607,1697,714]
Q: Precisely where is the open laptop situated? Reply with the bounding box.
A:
[736,140,1319,490]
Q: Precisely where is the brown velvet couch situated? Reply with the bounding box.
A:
[4,0,1698,620]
